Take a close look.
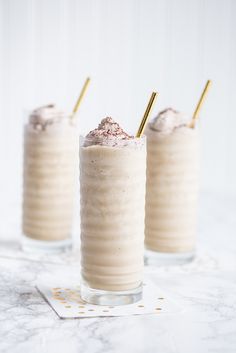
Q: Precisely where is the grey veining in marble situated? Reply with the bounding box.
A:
[0,192,236,353]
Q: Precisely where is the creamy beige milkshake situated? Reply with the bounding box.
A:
[80,117,146,305]
[22,105,78,252]
[145,108,199,264]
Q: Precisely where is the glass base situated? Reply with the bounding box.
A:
[145,248,195,266]
[22,236,72,254]
[80,281,142,306]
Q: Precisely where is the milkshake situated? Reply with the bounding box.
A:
[145,108,199,264]
[22,105,78,252]
[80,117,146,305]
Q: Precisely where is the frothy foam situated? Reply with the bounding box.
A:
[85,117,133,146]
[149,108,189,134]
[29,104,67,130]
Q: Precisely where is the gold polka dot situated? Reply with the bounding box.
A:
[78,312,85,314]
[88,309,94,312]
[71,296,80,301]
[53,288,61,290]
[155,307,162,311]
[60,302,66,304]
[138,305,144,308]
[79,306,85,308]
[65,305,71,308]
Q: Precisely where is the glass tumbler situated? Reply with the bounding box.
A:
[80,136,146,305]
[22,116,78,253]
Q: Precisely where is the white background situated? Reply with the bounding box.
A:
[0,0,235,239]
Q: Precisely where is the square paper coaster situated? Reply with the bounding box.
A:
[36,281,183,319]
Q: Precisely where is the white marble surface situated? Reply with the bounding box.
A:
[0,192,236,353]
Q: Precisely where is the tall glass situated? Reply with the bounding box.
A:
[80,136,146,305]
[145,126,199,265]
[22,116,78,253]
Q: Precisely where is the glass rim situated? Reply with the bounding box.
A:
[80,134,146,141]
[80,134,146,148]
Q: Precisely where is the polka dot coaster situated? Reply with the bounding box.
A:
[36,281,182,319]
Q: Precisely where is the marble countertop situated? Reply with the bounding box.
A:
[0,192,236,353]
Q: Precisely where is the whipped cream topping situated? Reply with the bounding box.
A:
[29,104,67,130]
[149,108,188,134]
[85,117,133,146]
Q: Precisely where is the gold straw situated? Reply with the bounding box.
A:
[189,80,212,128]
[72,77,90,117]
[136,92,158,137]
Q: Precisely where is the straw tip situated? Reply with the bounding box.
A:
[135,91,159,138]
